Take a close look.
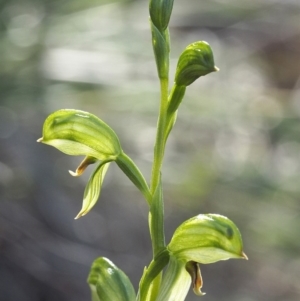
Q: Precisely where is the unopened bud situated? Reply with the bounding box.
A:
[175,41,218,87]
[150,0,174,31]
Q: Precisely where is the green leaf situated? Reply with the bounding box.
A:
[168,214,247,264]
[138,248,170,301]
[38,109,121,161]
[175,41,219,87]
[88,257,136,301]
[149,0,174,31]
[75,161,110,219]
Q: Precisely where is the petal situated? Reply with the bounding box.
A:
[75,161,110,219]
[185,261,205,296]
[38,109,121,160]
[69,156,98,177]
[168,214,246,263]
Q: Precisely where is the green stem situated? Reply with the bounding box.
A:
[116,152,151,205]
[150,78,169,195]
[149,174,165,255]
[147,9,171,301]
[146,66,169,301]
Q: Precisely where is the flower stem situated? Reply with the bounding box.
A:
[150,77,169,196]
[146,64,169,301]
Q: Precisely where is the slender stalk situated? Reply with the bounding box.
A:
[143,54,169,301]
[150,78,169,195]
[146,78,169,301]
[146,3,172,299]
[116,152,152,205]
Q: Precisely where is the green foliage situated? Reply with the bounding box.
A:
[38,0,246,300]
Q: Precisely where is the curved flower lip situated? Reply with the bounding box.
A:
[68,156,98,177]
[186,261,206,296]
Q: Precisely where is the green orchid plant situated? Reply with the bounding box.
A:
[38,0,247,300]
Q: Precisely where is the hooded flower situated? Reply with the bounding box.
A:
[155,214,247,300]
[38,109,150,218]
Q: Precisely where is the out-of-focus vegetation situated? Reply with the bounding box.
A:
[0,0,299,300]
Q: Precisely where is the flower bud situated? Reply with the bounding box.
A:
[88,257,136,301]
[149,0,174,31]
[175,41,219,87]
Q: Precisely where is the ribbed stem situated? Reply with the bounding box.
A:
[150,78,169,195]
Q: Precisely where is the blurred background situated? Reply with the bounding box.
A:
[0,0,300,300]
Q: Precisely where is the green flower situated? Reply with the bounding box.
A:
[38,109,150,218]
[155,214,247,300]
[168,214,246,263]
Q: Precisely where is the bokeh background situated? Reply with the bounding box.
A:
[0,0,300,300]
